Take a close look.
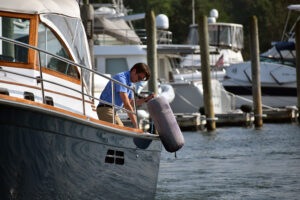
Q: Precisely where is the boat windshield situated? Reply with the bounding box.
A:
[187,23,244,50]
[40,14,92,90]
[37,23,79,79]
[0,16,30,63]
[208,24,244,50]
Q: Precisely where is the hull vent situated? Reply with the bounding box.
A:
[105,149,124,165]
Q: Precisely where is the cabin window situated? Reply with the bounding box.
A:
[233,26,244,50]
[37,23,79,79]
[105,58,128,76]
[0,16,30,63]
[40,14,91,90]
[218,26,231,47]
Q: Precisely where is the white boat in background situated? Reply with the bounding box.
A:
[223,61,297,108]
[179,9,244,70]
[260,4,299,64]
[92,2,180,102]
[0,0,162,199]
[167,9,244,114]
[222,4,299,108]
[93,5,241,115]
[169,79,235,114]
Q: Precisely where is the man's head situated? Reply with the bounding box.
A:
[130,63,151,83]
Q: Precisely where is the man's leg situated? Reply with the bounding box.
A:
[97,107,124,126]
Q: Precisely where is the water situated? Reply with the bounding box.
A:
[155,123,300,200]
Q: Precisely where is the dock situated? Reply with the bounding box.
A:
[263,107,298,123]
[174,113,206,131]
[215,112,253,127]
[122,108,298,131]
[174,107,298,131]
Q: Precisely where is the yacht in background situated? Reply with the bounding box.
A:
[93,2,175,101]
[93,4,241,115]
[169,9,244,114]
[222,4,299,108]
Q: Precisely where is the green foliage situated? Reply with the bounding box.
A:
[113,0,299,59]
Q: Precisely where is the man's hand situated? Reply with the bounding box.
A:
[144,93,154,102]
[135,93,154,106]
[120,92,138,129]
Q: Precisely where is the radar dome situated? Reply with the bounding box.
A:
[156,14,169,29]
[210,9,219,19]
[207,17,216,24]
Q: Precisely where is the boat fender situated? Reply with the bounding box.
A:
[147,96,184,152]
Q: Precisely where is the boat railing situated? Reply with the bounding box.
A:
[94,28,172,45]
[0,36,139,127]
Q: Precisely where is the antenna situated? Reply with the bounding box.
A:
[192,0,195,25]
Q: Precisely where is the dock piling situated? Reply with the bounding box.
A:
[146,9,158,96]
[249,16,263,128]
[295,20,300,122]
[198,15,216,131]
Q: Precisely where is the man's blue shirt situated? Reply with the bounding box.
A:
[99,70,133,108]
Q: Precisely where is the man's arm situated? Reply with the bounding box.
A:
[120,92,138,129]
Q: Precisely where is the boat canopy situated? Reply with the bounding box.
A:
[94,16,141,45]
[0,0,80,18]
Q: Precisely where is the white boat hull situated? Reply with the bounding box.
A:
[169,79,235,114]
[223,61,297,108]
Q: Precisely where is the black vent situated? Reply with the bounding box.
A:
[24,91,34,101]
[45,96,54,106]
[36,76,41,84]
[105,149,124,165]
[0,88,9,96]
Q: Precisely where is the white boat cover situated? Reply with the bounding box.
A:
[0,0,80,18]
[94,16,141,44]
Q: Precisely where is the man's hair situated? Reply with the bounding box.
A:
[130,63,151,81]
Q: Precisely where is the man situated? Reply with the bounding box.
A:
[97,63,154,129]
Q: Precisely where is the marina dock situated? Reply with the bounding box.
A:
[174,107,298,130]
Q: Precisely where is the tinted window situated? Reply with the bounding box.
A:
[0,16,30,63]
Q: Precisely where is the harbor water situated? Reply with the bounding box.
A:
[155,123,300,200]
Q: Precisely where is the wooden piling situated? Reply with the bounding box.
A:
[146,9,158,96]
[295,20,300,122]
[249,16,263,128]
[198,15,216,131]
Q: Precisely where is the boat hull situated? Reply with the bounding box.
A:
[223,81,297,108]
[0,103,161,200]
[169,80,234,114]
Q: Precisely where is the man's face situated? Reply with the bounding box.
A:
[131,69,146,83]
